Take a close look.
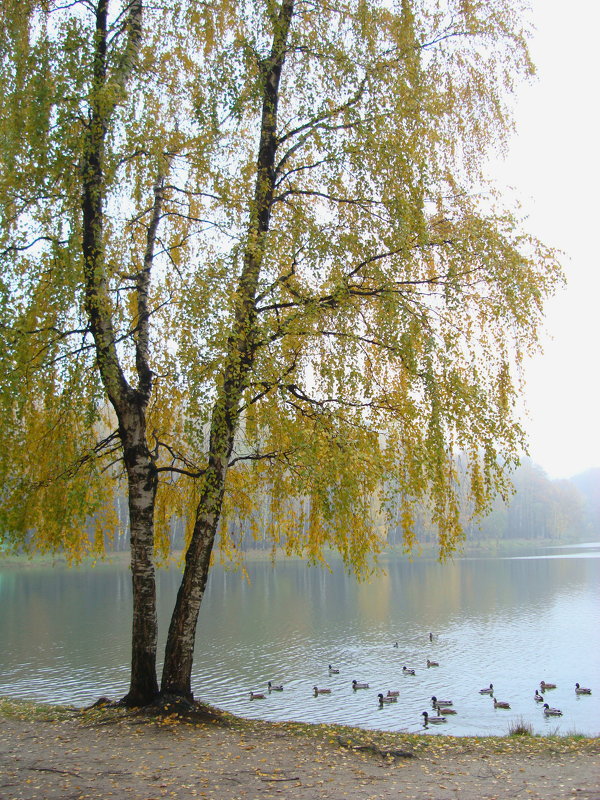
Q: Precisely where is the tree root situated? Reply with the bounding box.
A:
[336,735,416,760]
[84,694,226,725]
[84,697,116,710]
[147,694,225,721]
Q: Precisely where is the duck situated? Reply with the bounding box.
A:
[422,711,447,724]
[250,691,266,700]
[543,703,562,716]
[435,704,457,715]
[427,659,439,668]
[386,690,399,698]
[313,686,332,695]
[431,696,452,706]
[493,698,510,709]
[378,693,397,705]
[352,680,369,690]
[479,683,494,694]
[575,683,592,695]
[267,681,283,691]
[540,681,557,690]
[402,666,416,675]
[328,664,340,674]
[534,690,544,702]
[393,641,399,648]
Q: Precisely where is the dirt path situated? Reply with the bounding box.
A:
[1,703,599,800]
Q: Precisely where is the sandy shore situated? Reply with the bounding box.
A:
[1,699,599,800]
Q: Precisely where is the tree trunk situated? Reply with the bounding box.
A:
[81,0,159,706]
[161,352,249,696]
[160,442,230,698]
[120,415,159,705]
[160,0,295,700]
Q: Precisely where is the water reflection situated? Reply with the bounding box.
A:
[1,543,599,736]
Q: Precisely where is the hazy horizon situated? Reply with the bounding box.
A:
[497,0,600,481]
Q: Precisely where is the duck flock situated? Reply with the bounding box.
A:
[247,634,593,730]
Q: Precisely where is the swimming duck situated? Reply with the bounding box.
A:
[540,681,557,690]
[575,683,592,695]
[386,690,399,698]
[313,686,332,695]
[378,693,397,705]
[393,641,399,648]
[402,666,416,675]
[431,696,453,706]
[427,659,439,668]
[543,703,562,716]
[479,684,494,694]
[435,704,457,715]
[250,691,266,700]
[352,680,369,690]
[422,711,447,724]
[328,665,340,674]
[267,681,283,691]
[534,690,544,702]
[493,698,510,709]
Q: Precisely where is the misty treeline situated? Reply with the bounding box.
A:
[102,457,595,554]
[398,459,595,545]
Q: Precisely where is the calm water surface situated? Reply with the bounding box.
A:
[1,542,599,737]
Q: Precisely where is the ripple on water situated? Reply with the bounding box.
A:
[1,548,599,736]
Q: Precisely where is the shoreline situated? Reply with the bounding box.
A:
[2,695,599,747]
[0,536,588,570]
[1,697,599,800]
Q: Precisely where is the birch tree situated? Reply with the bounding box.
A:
[0,0,231,704]
[0,0,561,705]
[158,0,562,699]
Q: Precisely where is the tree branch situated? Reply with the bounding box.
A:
[154,440,205,479]
[0,235,68,258]
[27,430,121,489]
[228,450,282,468]
[135,170,165,401]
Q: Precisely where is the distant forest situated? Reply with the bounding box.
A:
[104,459,600,554]
[387,460,600,547]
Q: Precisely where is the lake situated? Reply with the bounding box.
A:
[1,542,599,737]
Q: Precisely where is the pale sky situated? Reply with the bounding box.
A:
[497,0,600,479]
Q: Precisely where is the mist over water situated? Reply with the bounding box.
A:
[1,542,599,736]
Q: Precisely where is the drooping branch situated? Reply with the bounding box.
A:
[255,244,488,318]
[26,429,121,489]
[154,439,206,480]
[272,187,379,208]
[0,235,69,258]
[273,158,328,189]
[241,350,302,411]
[276,75,367,147]
[228,449,285,468]
[254,246,302,304]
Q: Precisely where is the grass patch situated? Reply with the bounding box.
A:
[0,696,79,722]
[2,697,599,758]
[563,728,587,739]
[508,717,534,736]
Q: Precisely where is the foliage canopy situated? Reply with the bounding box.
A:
[0,0,560,565]
[0,0,562,700]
